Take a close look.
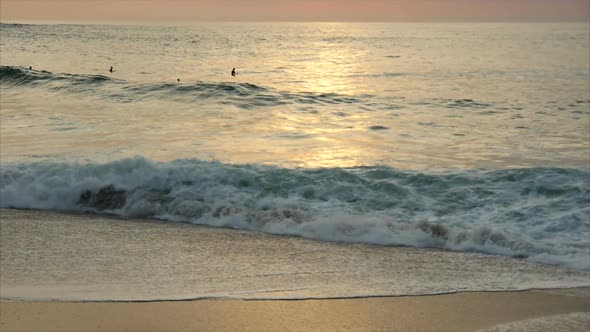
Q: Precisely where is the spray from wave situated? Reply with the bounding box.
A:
[1,157,588,270]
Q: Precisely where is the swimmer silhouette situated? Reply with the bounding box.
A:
[29,66,32,70]
[109,66,113,73]
[231,68,236,77]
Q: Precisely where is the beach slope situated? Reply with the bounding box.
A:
[2,289,589,332]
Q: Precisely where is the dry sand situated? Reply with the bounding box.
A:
[1,288,589,332]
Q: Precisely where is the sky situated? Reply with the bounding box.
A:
[1,0,589,23]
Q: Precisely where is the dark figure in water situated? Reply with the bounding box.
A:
[231,68,236,77]
[29,66,32,70]
[109,66,113,73]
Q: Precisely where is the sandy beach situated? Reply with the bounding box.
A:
[2,288,589,332]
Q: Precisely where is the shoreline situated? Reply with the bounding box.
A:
[2,208,589,301]
[1,207,589,274]
[2,289,589,332]
[2,208,589,330]
[2,286,589,303]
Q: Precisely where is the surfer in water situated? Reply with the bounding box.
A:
[29,66,32,70]
[109,66,113,73]
[231,68,236,77]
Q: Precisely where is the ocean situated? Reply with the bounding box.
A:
[1,22,589,301]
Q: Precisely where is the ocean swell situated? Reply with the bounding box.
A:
[1,158,588,270]
[1,66,504,112]
[0,65,365,108]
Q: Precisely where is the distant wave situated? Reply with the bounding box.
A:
[0,66,501,111]
[1,157,588,270]
[0,23,30,28]
[0,65,112,87]
[0,65,365,108]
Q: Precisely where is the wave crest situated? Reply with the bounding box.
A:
[0,65,112,87]
[0,65,364,108]
[1,157,588,270]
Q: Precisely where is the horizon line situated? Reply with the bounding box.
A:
[2,19,589,26]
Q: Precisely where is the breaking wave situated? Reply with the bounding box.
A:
[1,157,588,270]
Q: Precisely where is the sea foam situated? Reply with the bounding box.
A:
[1,157,588,270]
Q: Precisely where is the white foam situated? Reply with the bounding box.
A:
[1,209,589,301]
[1,157,589,270]
[480,312,590,332]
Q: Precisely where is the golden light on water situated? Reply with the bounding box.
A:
[1,23,588,170]
[269,23,368,96]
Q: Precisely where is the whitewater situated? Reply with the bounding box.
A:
[1,22,589,300]
[2,157,589,270]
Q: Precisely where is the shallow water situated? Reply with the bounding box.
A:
[1,209,588,301]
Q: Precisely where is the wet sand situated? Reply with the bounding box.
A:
[2,209,589,331]
[1,288,589,332]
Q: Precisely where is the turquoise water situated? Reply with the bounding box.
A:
[1,157,589,270]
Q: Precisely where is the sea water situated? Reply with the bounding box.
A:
[1,22,589,301]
